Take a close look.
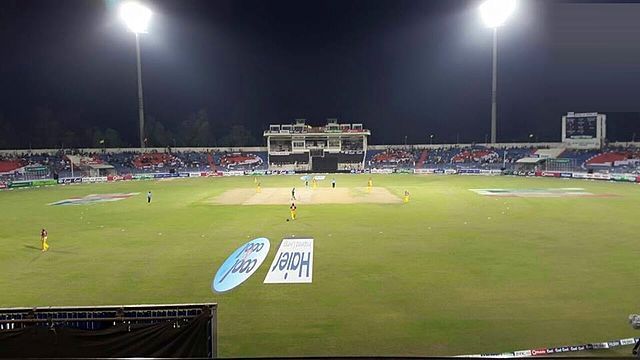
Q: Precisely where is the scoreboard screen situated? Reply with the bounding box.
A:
[565,115,597,138]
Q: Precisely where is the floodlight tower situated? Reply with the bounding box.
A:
[479,0,516,144]
[120,2,152,148]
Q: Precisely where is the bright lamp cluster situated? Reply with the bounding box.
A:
[479,0,516,28]
[119,1,152,34]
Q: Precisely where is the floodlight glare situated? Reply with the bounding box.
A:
[120,2,152,34]
[479,0,516,28]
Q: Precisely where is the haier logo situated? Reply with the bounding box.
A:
[212,238,270,293]
[264,238,314,284]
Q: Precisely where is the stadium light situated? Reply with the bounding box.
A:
[119,1,152,148]
[479,0,517,144]
[479,0,516,29]
[120,2,152,34]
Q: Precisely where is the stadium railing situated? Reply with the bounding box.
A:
[0,303,217,358]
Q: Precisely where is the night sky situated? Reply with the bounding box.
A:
[1,0,640,148]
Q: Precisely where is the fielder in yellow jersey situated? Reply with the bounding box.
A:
[367,177,373,192]
[40,228,49,252]
[290,203,297,220]
[404,190,410,203]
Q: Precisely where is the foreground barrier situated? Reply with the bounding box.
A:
[0,303,217,358]
[457,336,638,358]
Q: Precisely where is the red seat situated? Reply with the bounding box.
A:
[0,160,24,173]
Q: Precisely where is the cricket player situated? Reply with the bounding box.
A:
[367,177,373,192]
[40,228,49,252]
[312,178,317,189]
[256,182,262,193]
[291,187,296,200]
[147,191,152,203]
[404,190,410,203]
[290,202,297,220]
[331,178,336,188]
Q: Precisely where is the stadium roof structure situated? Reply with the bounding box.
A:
[516,157,546,164]
[87,163,115,170]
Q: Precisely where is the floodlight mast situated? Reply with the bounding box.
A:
[120,2,152,148]
[479,0,516,144]
[491,27,497,144]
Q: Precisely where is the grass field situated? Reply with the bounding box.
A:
[1,174,639,357]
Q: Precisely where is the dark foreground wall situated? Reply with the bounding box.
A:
[0,312,210,358]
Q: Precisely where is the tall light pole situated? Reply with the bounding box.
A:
[120,2,152,148]
[479,0,516,144]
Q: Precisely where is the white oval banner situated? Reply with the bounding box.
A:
[212,237,270,293]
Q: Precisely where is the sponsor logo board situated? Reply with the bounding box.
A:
[513,350,532,357]
[31,179,57,187]
[132,174,155,180]
[9,180,33,188]
[212,237,270,293]
[620,338,636,346]
[59,177,83,184]
[611,174,636,182]
[531,349,546,356]
[82,177,108,183]
[153,173,179,179]
[264,238,314,283]
[370,168,394,174]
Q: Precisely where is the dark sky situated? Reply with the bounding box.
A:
[1,0,640,146]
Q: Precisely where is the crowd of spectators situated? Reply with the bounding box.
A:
[2,145,640,181]
[368,148,417,168]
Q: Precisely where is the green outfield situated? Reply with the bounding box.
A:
[0,174,639,357]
